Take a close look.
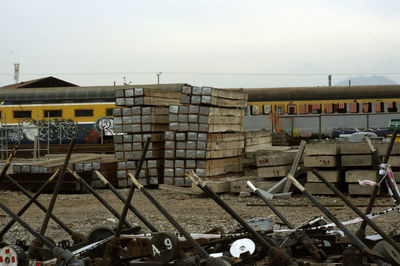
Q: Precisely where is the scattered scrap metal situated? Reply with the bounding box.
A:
[0,133,400,265]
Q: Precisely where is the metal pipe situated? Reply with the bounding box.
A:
[93,170,158,232]
[286,173,386,265]
[359,130,398,235]
[0,146,17,182]
[0,200,55,248]
[67,168,132,228]
[186,171,276,250]
[128,173,210,260]
[4,173,74,236]
[359,131,398,233]
[39,138,75,236]
[312,169,400,254]
[0,169,61,240]
[115,137,151,237]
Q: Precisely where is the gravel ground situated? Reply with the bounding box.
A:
[0,188,399,246]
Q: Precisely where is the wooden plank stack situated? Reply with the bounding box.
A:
[164,85,247,186]
[304,141,341,195]
[113,87,181,187]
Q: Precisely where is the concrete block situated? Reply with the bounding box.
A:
[388,156,400,167]
[256,152,295,167]
[345,170,378,183]
[304,156,337,167]
[340,142,371,154]
[305,142,339,156]
[341,155,372,166]
[257,165,291,178]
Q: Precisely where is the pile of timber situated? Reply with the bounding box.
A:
[304,142,341,195]
[164,86,247,186]
[113,87,181,187]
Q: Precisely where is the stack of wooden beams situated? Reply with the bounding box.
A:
[304,142,341,195]
[164,85,247,186]
[113,87,181,187]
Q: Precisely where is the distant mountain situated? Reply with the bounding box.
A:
[334,75,397,86]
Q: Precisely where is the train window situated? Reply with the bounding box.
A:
[13,110,32,119]
[375,102,384,113]
[349,103,359,113]
[44,110,62,117]
[336,103,347,113]
[299,104,310,114]
[362,103,371,113]
[312,104,321,114]
[106,108,113,116]
[275,105,284,114]
[263,104,272,114]
[75,109,93,117]
[287,104,297,115]
[388,102,397,112]
[324,103,333,113]
[250,105,260,115]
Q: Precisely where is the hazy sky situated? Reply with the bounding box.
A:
[1,0,400,88]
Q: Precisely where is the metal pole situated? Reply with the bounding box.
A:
[0,146,17,182]
[311,169,400,254]
[93,170,158,232]
[186,172,276,249]
[4,173,77,238]
[115,137,151,237]
[39,138,75,236]
[128,173,210,260]
[47,113,50,156]
[358,130,398,236]
[285,173,386,265]
[283,140,306,192]
[67,168,132,229]
[37,110,40,159]
[0,169,61,240]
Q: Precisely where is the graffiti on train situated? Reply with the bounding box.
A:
[5,119,78,143]
[94,117,114,136]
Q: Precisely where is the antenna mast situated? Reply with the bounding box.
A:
[14,63,20,83]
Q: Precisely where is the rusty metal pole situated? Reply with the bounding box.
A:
[67,168,132,229]
[0,146,17,182]
[358,131,398,236]
[0,200,83,265]
[187,171,297,266]
[4,173,85,242]
[38,138,75,236]
[93,170,158,232]
[0,169,61,240]
[286,173,386,265]
[128,173,211,261]
[114,137,151,237]
[312,169,400,254]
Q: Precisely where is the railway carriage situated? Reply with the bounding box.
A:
[243,84,400,137]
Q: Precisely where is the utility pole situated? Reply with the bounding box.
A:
[14,63,20,83]
[328,74,332,87]
[156,72,162,84]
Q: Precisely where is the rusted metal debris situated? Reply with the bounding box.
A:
[1,140,400,265]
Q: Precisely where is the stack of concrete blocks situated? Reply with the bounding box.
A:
[242,130,273,176]
[164,85,248,186]
[304,141,341,195]
[113,87,181,187]
[341,142,375,195]
[252,149,300,192]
